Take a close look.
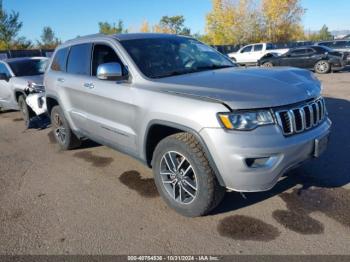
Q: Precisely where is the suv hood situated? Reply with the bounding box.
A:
[151,67,321,110]
[11,75,44,90]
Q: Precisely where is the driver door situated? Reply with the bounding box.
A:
[238,45,253,63]
[79,43,138,155]
[0,62,14,109]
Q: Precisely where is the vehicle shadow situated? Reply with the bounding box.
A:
[29,115,51,129]
[212,96,350,215]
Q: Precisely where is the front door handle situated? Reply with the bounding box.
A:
[83,83,94,89]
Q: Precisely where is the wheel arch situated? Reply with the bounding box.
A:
[14,89,26,102]
[143,120,225,186]
[46,95,60,116]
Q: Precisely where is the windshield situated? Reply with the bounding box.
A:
[120,37,235,78]
[8,59,48,77]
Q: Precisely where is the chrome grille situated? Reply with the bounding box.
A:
[275,98,327,136]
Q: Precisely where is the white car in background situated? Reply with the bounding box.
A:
[228,43,289,65]
[0,57,48,127]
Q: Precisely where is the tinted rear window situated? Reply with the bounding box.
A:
[67,43,92,75]
[51,48,69,72]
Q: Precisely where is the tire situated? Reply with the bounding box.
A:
[18,95,35,128]
[262,62,274,68]
[50,105,81,150]
[152,132,225,217]
[315,60,331,74]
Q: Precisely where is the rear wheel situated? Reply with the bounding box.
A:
[315,60,330,74]
[51,105,81,150]
[152,132,225,217]
[262,62,274,68]
[18,95,35,128]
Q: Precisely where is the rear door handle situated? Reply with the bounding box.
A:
[57,78,65,83]
[83,82,94,89]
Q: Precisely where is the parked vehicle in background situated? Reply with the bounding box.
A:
[45,33,331,217]
[0,57,48,127]
[316,40,350,52]
[228,43,289,65]
[258,45,347,74]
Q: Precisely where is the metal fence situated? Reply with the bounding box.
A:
[0,49,54,60]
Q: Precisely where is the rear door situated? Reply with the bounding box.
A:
[252,44,264,61]
[302,48,320,68]
[56,43,93,132]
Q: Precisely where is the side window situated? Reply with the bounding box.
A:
[67,43,92,75]
[91,44,123,76]
[241,45,252,53]
[306,48,315,54]
[0,63,11,77]
[254,44,263,52]
[291,49,307,56]
[51,48,69,72]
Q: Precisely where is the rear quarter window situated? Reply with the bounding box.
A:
[51,48,69,72]
[66,43,92,75]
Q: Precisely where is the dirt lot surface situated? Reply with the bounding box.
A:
[0,71,349,255]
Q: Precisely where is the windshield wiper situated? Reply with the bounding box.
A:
[151,70,194,78]
[194,64,235,72]
[151,65,234,79]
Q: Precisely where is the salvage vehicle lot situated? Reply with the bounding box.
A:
[0,71,349,255]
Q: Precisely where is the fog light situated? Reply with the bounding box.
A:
[245,157,271,168]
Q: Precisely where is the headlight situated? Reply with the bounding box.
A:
[27,81,45,93]
[218,110,274,130]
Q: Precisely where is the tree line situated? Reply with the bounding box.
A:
[0,0,334,50]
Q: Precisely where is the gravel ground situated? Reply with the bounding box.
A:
[0,70,349,255]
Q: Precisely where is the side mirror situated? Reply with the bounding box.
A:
[0,73,9,81]
[97,62,125,81]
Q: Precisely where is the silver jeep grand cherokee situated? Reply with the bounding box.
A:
[44,33,331,217]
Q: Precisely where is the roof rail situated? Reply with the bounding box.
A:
[65,33,107,43]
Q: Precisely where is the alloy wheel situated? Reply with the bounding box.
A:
[316,61,329,73]
[53,113,66,144]
[160,151,198,204]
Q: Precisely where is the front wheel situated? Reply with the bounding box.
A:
[50,105,81,150]
[315,60,330,74]
[152,133,225,217]
[18,95,34,128]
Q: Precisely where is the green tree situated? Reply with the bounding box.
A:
[262,0,305,42]
[38,26,61,48]
[205,0,262,45]
[0,0,23,49]
[306,25,333,41]
[155,15,191,35]
[318,24,332,40]
[11,36,32,49]
[98,20,127,34]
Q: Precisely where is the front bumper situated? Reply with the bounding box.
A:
[200,118,332,192]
